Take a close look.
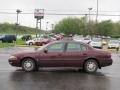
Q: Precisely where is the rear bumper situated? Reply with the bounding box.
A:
[100,59,113,67]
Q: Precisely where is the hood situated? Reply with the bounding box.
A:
[11,50,37,56]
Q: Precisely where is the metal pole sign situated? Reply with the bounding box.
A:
[34,9,44,19]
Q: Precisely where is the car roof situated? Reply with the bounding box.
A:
[50,40,86,45]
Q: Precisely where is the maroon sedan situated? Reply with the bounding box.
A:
[9,41,112,73]
[35,38,51,46]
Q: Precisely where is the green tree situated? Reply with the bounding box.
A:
[53,17,87,35]
[96,20,113,36]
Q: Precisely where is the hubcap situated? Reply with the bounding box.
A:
[87,61,96,72]
[26,62,32,67]
[24,60,33,71]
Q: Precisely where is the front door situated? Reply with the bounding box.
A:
[38,42,65,67]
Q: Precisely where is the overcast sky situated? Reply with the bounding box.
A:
[0,0,120,30]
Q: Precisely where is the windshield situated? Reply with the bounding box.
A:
[109,40,119,44]
[92,38,101,42]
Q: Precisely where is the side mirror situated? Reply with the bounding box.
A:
[44,48,48,53]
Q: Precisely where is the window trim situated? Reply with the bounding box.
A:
[46,42,65,53]
[65,42,87,52]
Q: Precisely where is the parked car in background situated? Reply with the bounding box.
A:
[108,40,120,49]
[72,35,82,42]
[0,35,16,43]
[73,35,91,44]
[21,35,32,41]
[83,38,91,44]
[35,36,52,46]
[101,39,107,45]
[54,34,63,40]
[26,38,40,45]
[9,41,112,73]
[90,38,102,49]
[119,38,120,43]
[0,35,4,41]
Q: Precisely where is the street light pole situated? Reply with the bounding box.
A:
[16,9,22,25]
[96,0,98,23]
[46,22,49,31]
[51,24,54,31]
[88,8,92,23]
[88,8,92,36]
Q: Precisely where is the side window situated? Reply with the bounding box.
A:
[66,43,81,52]
[80,44,87,51]
[47,43,64,52]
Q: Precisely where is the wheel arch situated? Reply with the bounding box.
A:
[20,57,38,67]
[83,58,101,69]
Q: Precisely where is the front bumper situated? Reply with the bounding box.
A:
[8,58,20,67]
[108,46,119,49]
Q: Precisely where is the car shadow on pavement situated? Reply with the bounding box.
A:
[8,68,111,90]
[14,67,105,77]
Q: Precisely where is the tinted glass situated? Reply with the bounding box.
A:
[80,44,87,51]
[47,43,64,52]
[66,43,87,52]
[109,40,119,44]
[92,38,101,42]
[66,43,81,52]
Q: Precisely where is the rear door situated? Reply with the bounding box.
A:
[62,42,88,67]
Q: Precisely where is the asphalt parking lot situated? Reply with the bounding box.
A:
[0,47,120,90]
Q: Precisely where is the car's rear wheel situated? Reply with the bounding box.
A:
[22,58,37,72]
[29,42,33,46]
[84,59,98,73]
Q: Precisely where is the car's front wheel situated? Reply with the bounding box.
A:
[84,59,98,73]
[22,58,37,72]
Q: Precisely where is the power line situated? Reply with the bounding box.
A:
[1,9,120,12]
[0,12,120,17]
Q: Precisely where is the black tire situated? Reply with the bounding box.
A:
[84,59,98,73]
[22,58,37,72]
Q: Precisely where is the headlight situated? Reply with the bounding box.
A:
[9,56,17,60]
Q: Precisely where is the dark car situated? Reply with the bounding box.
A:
[9,41,112,73]
[21,35,32,41]
[0,35,16,43]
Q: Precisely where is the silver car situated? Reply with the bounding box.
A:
[108,40,120,49]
